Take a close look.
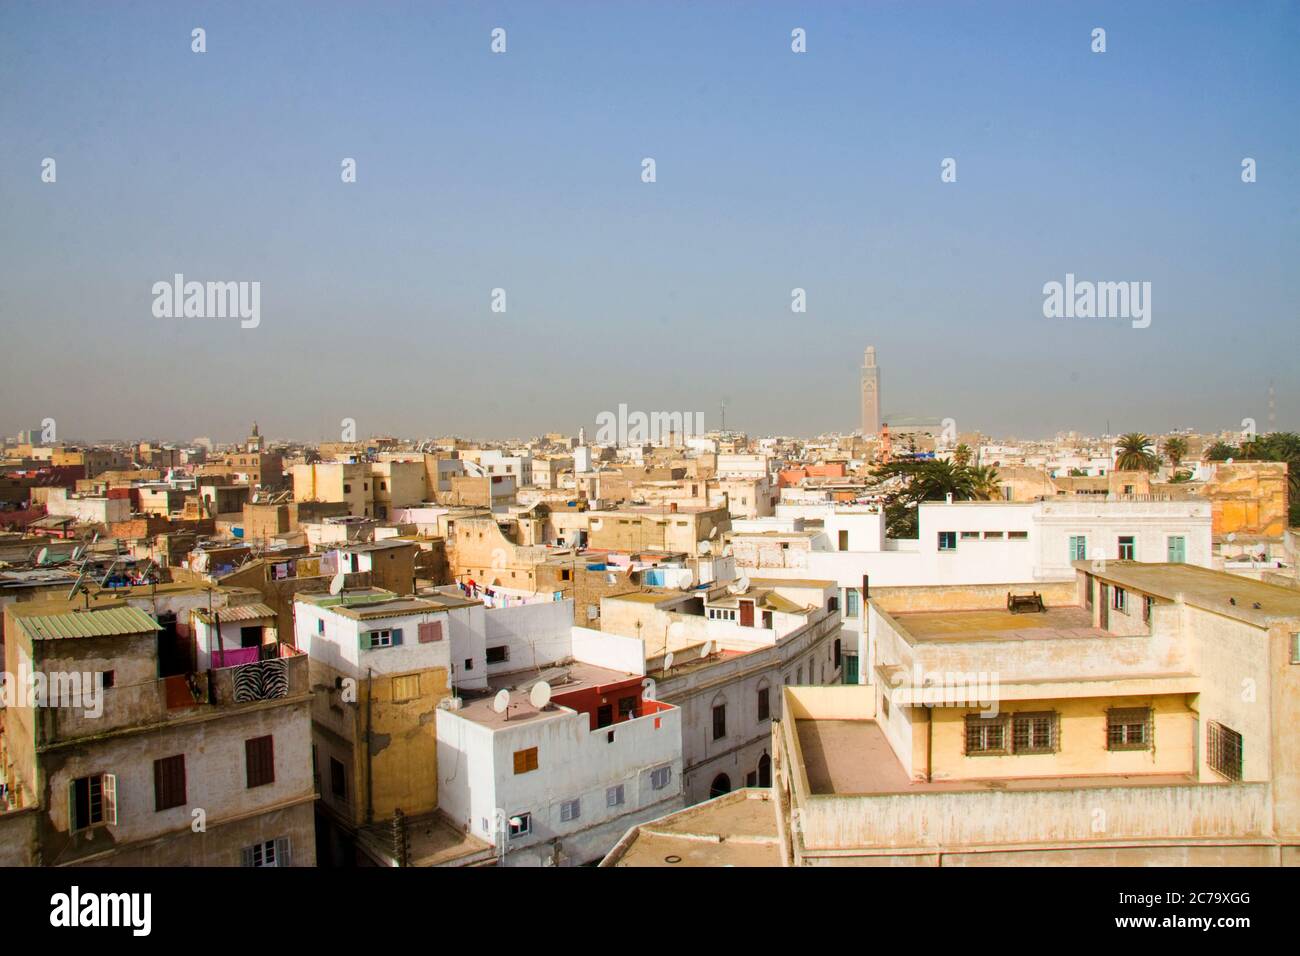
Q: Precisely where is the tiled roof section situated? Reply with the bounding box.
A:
[18,605,160,640]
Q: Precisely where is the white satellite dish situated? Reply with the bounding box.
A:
[663,651,675,671]
[699,640,714,659]
[699,540,712,555]
[737,575,751,592]
[36,547,49,565]
[492,689,511,714]
[328,571,347,595]
[709,526,719,539]
[529,681,552,709]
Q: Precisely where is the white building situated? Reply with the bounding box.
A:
[435,655,683,866]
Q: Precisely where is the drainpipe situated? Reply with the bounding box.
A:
[925,704,934,783]
[364,666,374,826]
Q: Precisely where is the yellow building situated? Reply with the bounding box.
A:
[293,588,487,866]
[607,563,1300,866]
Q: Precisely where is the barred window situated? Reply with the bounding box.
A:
[965,715,1008,755]
[1107,707,1152,751]
[1012,712,1058,754]
[1207,721,1243,781]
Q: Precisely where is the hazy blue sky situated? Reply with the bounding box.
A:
[2,1,1297,443]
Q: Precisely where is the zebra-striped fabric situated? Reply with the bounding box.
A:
[232,659,289,703]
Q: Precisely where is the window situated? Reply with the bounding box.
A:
[796,666,803,684]
[560,799,580,822]
[650,765,672,790]
[1142,595,1155,624]
[153,755,186,811]
[392,674,419,702]
[964,715,1008,755]
[1207,722,1243,781]
[1291,632,1300,665]
[486,646,509,664]
[1167,536,1186,563]
[938,531,957,551]
[245,735,275,788]
[243,837,291,868]
[712,703,727,740]
[508,813,532,838]
[960,531,980,540]
[1012,712,1058,754]
[101,670,115,689]
[561,568,571,581]
[343,483,351,493]
[1113,587,1129,614]
[418,621,442,643]
[70,773,117,830]
[838,530,849,550]
[757,687,770,722]
[983,531,1004,539]
[1008,531,1028,540]
[464,658,473,671]
[617,695,638,720]
[1107,707,1152,751]
[845,588,860,619]
[1069,535,1088,561]
[330,757,346,799]
[317,618,325,635]
[1118,535,1136,560]
[513,747,539,775]
[606,784,625,807]
[362,628,402,649]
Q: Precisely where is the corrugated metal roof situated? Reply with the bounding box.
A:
[19,605,161,641]
[193,603,277,624]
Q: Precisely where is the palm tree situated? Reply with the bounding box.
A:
[1162,436,1187,470]
[967,465,1002,501]
[1204,441,1238,461]
[1115,433,1158,471]
[952,443,973,467]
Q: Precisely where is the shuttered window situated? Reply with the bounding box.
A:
[513,747,539,774]
[245,735,275,788]
[153,754,187,811]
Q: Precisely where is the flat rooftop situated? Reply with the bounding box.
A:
[603,789,781,867]
[891,605,1101,643]
[1079,561,1300,625]
[454,660,641,728]
[798,719,1195,796]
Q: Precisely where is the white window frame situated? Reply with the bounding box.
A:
[508,812,532,839]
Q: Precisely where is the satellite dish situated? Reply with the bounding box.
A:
[329,572,347,595]
[699,640,714,659]
[529,681,552,709]
[709,526,719,539]
[492,689,510,714]
[663,651,675,671]
[737,575,750,592]
[36,547,49,565]
[699,540,711,555]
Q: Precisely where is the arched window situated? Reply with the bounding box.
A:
[758,752,772,788]
[709,773,731,799]
[710,693,727,741]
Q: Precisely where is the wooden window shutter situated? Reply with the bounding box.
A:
[102,774,118,825]
[391,628,403,646]
[418,621,443,643]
